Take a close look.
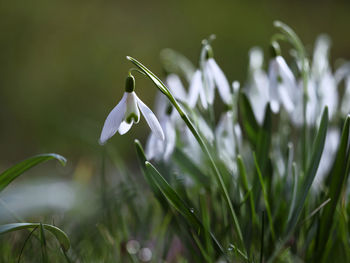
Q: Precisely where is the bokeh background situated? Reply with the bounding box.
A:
[1,0,350,169]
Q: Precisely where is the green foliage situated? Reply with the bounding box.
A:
[1,21,350,263]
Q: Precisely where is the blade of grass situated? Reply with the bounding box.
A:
[254,153,276,241]
[144,161,229,258]
[0,153,66,192]
[315,115,350,262]
[173,148,210,189]
[238,93,259,147]
[237,155,257,224]
[134,139,169,211]
[0,223,70,251]
[286,107,328,233]
[260,211,265,263]
[127,56,246,255]
[40,223,48,263]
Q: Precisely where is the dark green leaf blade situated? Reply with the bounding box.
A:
[239,93,259,146]
[315,115,350,261]
[144,161,229,258]
[0,153,67,192]
[286,106,328,233]
[0,223,70,251]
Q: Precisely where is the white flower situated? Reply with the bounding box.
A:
[188,51,231,108]
[334,62,350,115]
[269,56,297,114]
[247,47,279,124]
[188,70,208,109]
[99,75,164,145]
[165,74,187,102]
[216,111,242,172]
[313,128,340,190]
[146,113,176,161]
[308,35,338,124]
[145,94,177,161]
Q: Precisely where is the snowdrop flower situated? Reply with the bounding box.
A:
[146,102,176,161]
[334,62,350,115]
[313,128,340,189]
[189,45,232,108]
[308,35,338,123]
[99,74,164,145]
[165,73,188,102]
[216,111,242,173]
[247,47,271,124]
[269,55,297,114]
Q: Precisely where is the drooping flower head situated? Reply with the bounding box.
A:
[99,74,164,145]
[188,40,232,109]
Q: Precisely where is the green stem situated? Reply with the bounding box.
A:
[126,56,247,257]
[168,93,246,252]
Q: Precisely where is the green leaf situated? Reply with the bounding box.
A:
[253,104,272,207]
[237,155,256,224]
[0,153,67,192]
[173,148,210,188]
[315,115,350,262]
[273,20,305,58]
[239,93,259,146]
[144,161,229,258]
[40,223,48,263]
[254,153,275,241]
[286,107,328,233]
[127,56,169,96]
[134,140,169,211]
[0,223,70,251]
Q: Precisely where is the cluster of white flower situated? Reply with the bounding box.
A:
[99,34,350,187]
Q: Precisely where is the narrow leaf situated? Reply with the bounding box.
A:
[287,107,328,233]
[0,223,70,251]
[239,93,259,146]
[144,161,227,257]
[0,153,66,192]
[315,115,350,261]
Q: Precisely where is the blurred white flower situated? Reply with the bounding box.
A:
[216,111,242,172]
[313,128,340,189]
[165,73,187,102]
[270,56,297,114]
[335,62,350,115]
[189,50,231,108]
[146,105,176,161]
[247,47,289,124]
[188,69,208,109]
[99,75,164,145]
[308,35,338,123]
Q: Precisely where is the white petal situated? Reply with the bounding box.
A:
[207,58,231,104]
[188,70,206,108]
[203,62,215,104]
[312,35,331,78]
[276,56,296,89]
[341,76,350,115]
[197,117,214,144]
[99,93,127,145]
[136,96,165,140]
[249,47,264,70]
[279,84,295,113]
[199,82,209,109]
[125,92,140,124]
[164,120,176,160]
[118,121,133,135]
[145,133,159,160]
[166,74,187,101]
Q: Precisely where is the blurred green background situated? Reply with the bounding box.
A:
[1,0,349,167]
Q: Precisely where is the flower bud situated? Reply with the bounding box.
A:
[125,74,135,93]
[270,41,281,58]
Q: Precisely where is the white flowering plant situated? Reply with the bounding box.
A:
[1,21,350,262]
